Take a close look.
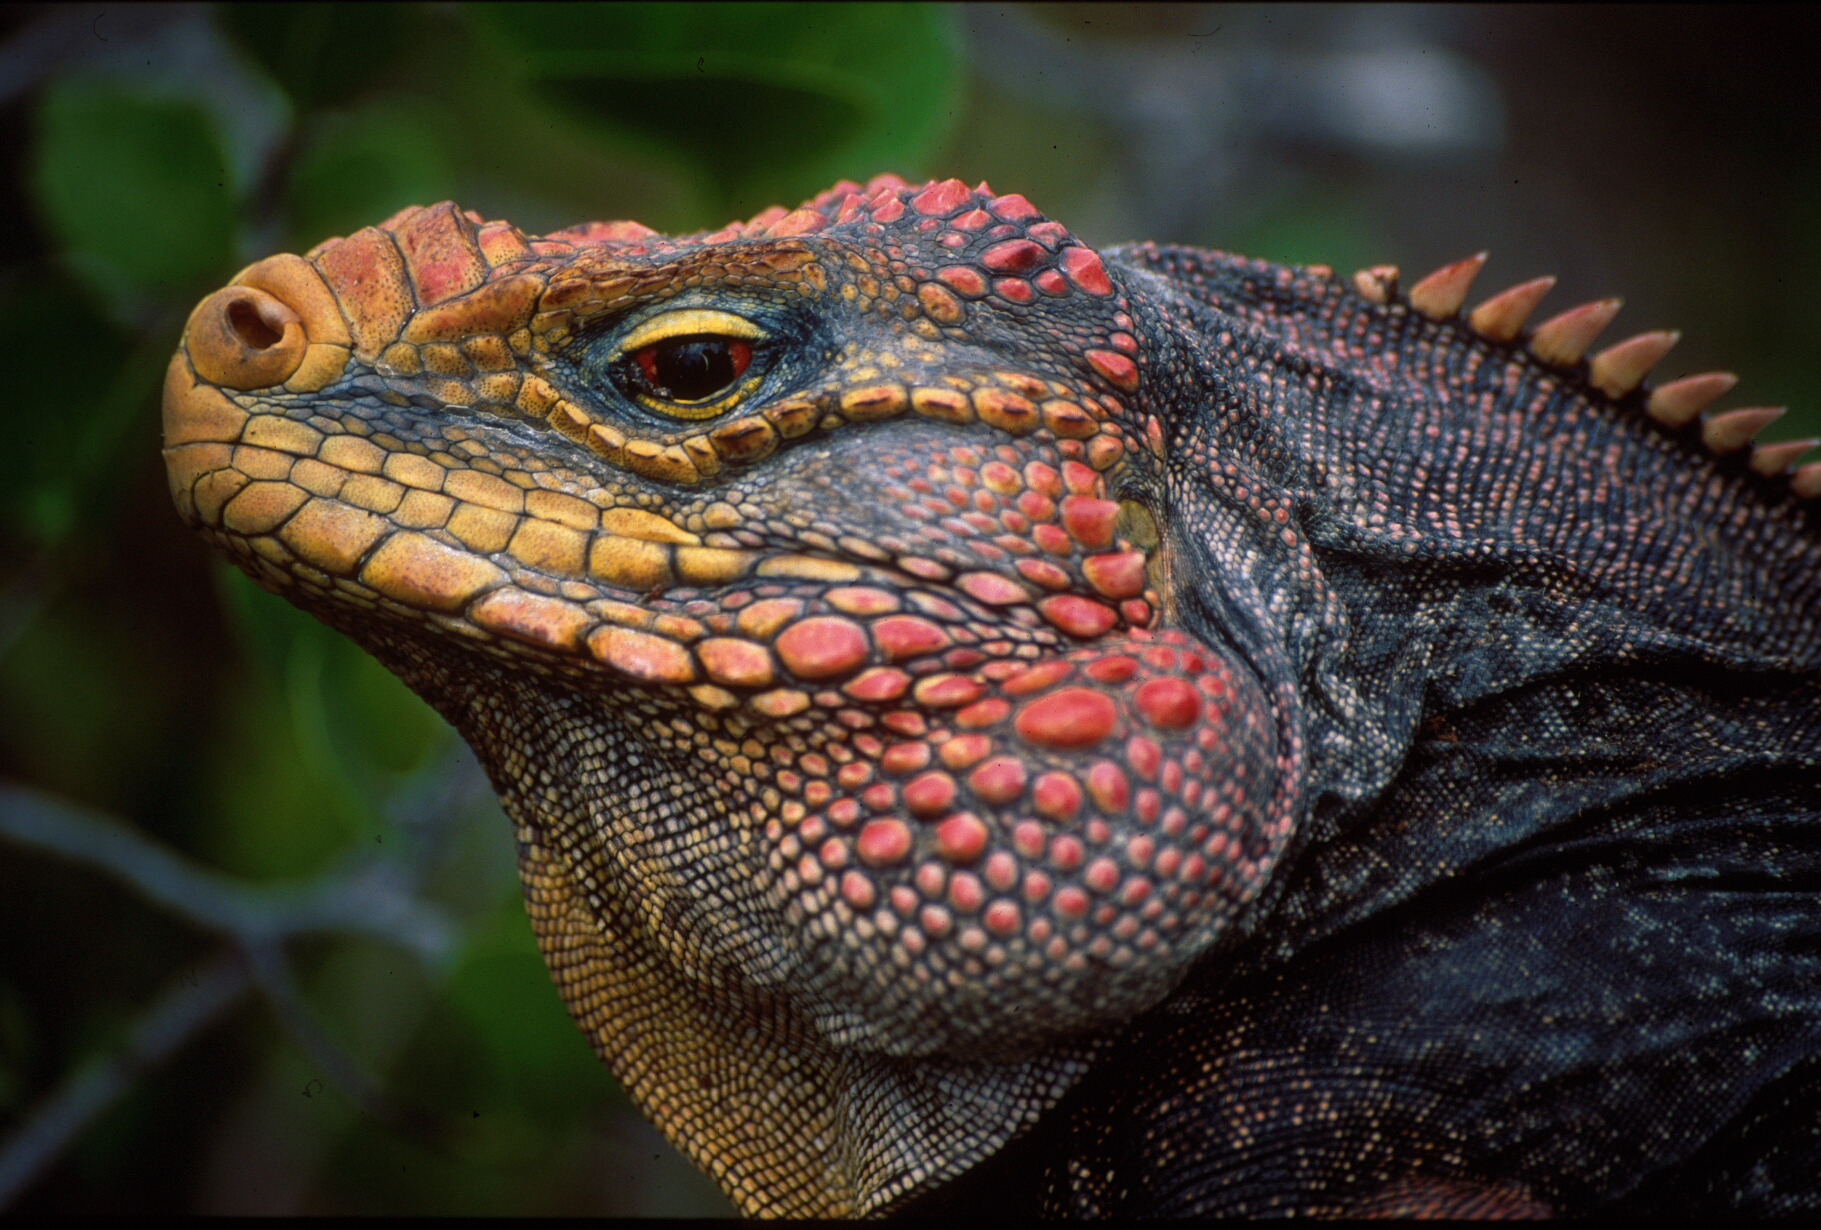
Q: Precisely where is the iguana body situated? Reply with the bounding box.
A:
[162,175,1821,1216]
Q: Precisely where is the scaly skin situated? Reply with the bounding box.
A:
[163,175,1821,1216]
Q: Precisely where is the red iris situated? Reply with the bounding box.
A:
[633,335,753,402]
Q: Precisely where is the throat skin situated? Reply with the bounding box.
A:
[351,615,1103,1216]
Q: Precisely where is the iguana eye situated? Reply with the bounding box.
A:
[613,308,768,418]
[634,334,752,402]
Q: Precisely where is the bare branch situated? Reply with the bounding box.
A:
[0,954,250,1208]
[0,784,455,963]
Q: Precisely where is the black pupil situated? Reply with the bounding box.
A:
[646,336,740,401]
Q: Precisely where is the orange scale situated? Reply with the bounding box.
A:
[934,813,990,865]
[938,734,994,767]
[915,862,947,901]
[919,904,954,939]
[980,462,1021,494]
[880,741,931,776]
[1126,835,1156,869]
[840,870,877,910]
[774,615,871,679]
[1125,735,1162,779]
[948,870,986,911]
[1049,833,1085,872]
[844,667,912,702]
[903,771,959,817]
[1003,659,1076,696]
[872,614,951,660]
[914,674,986,708]
[882,711,928,737]
[1017,491,1056,520]
[1013,822,1048,860]
[825,586,902,616]
[956,698,1012,728]
[968,756,1029,804]
[957,571,1029,606]
[1060,495,1119,548]
[1060,461,1097,494]
[1087,762,1130,813]
[1040,595,1118,639]
[855,818,912,867]
[1032,772,1084,821]
[983,900,1022,938]
[1033,524,1073,555]
[1082,551,1147,600]
[1136,677,1203,729]
[1084,655,1140,685]
[1015,559,1073,590]
[1016,687,1117,749]
[994,278,1036,304]
[1023,461,1062,496]
[983,851,1019,893]
[806,780,836,806]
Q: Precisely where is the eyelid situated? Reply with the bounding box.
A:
[617,308,769,355]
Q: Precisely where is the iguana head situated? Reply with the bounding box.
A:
[162,175,1289,1213]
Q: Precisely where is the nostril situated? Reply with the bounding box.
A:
[183,285,307,389]
[226,295,285,349]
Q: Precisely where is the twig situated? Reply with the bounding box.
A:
[0,784,455,963]
[0,783,477,1203]
[0,953,251,1208]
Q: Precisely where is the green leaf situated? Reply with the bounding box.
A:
[207,568,447,876]
[460,2,962,214]
[31,76,237,307]
[0,271,152,545]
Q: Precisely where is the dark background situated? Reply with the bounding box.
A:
[1,3,1815,1215]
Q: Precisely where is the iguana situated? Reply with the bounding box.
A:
[161,174,1821,1216]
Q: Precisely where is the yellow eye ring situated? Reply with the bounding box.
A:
[618,309,768,352]
[614,310,770,418]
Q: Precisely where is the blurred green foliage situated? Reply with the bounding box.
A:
[33,78,237,307]
[1,1,963,1215]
